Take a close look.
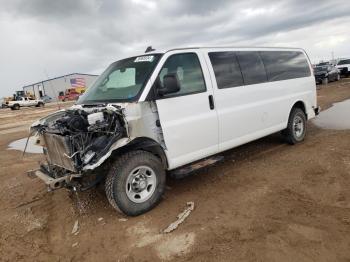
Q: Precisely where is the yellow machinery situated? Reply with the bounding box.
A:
[4,91,36,103]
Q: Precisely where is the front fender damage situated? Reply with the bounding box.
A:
[28,102,165,191]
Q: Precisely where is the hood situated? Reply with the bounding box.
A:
[31,103,131,130]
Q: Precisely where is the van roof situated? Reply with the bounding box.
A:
[143,46,305,55]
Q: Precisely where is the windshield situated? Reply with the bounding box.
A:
[78,54,161,104]
[337,59,350,65]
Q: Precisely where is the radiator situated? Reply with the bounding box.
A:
[43,133,76,172]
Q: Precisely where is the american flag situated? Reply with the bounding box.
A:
[70,78,86,88]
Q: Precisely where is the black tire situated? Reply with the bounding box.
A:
[105,150,166,216]
[13,104,20,110]
[38,102,44,107]
[283,107,307,145]
[336,74,340,81]
[322,77,328,85]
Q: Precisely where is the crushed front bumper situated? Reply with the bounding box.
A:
[27,169,81,191]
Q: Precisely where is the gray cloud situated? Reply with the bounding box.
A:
[0,0,349,97]
[17,0,96,18]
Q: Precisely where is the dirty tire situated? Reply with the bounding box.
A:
[13,104,20,110]
[105,150,166,216]
[283,107,307,145]
[38,102,44,107]
[336,74,340,81]
[322,77,328,85]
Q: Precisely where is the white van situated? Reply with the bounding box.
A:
[29,47,319,216]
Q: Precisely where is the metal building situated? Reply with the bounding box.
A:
[22,73,98,101]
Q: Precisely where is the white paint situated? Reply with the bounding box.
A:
[155,49,219,169]
[149,47,317,169]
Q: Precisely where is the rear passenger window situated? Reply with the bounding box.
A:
[209,52,244,89]
[260,51,311,81]
[236,52,268,85]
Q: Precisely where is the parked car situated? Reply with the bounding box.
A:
[317,62,330,66]
[336,58,350,77]
[7,97,44,110]
[314,65,340,84]
[28,47,319,216]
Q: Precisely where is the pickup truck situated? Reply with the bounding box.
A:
[336,58,350,77]
[7,97,45,110]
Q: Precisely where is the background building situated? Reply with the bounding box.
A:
[22,73,98,101]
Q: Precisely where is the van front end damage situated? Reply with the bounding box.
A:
[28,102,165,191]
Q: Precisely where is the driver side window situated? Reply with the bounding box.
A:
[158,53,206,97]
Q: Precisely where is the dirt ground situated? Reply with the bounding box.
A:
[0,81,350,262]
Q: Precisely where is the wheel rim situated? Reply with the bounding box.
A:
[125,166,157,203]
[293,115,304,138]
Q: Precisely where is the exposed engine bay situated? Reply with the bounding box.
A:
[40,107,125,171]
[29,105,126,190]
[29,102,164,191]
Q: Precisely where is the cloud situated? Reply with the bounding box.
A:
[0,0,350,97]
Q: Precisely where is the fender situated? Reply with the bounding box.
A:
[83,136,168,171]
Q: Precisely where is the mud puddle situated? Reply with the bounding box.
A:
[8,136,43,154]
[312,99,350,130]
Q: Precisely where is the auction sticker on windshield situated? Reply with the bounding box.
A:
[134,56,154,62]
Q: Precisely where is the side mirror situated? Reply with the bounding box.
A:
[157,74,180,96]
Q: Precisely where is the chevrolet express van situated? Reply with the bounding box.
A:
[29,47,319,216]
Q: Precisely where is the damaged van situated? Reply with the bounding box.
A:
[28,47,319,216]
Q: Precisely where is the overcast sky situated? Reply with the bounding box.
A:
[1,0,350,97]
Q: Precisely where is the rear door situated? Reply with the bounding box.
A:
[206,50,274,151]
[154,51,219,169]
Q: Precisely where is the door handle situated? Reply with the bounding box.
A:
[208,95,215,110]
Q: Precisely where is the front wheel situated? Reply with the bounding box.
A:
[283,108,307,145]
[105,150,166,216]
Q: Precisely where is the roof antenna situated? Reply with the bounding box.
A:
[145,46,155,53]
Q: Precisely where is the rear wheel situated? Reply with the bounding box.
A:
[105,150,166,216]
[38,102,44,107]
[12,104,20,110]
[283,108,307,145]
[336,74,340,81]
[322,77,328,85]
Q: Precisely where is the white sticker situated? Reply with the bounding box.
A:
[134,55,154,63]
